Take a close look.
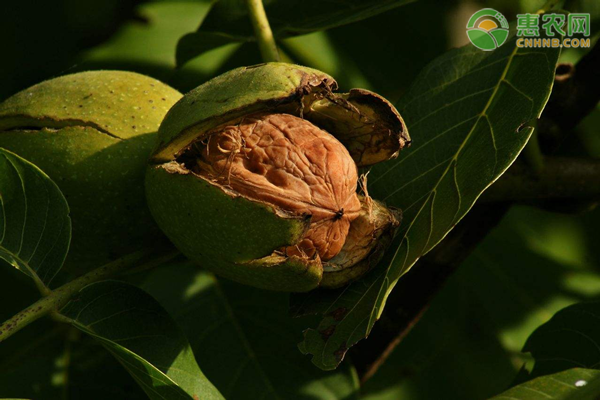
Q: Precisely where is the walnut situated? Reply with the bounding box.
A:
[195,113,362,261]
[146,63,407,291]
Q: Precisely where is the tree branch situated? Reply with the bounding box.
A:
[352,157,600,383]
[0,247,179,343]
[351,203,510,383]
[539,42,600,150]
[482,157,600,203]
[549,42,600,131]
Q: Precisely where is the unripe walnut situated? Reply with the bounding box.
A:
[146,63,410,291]
[0,71,182,275]
[195,113,362,261]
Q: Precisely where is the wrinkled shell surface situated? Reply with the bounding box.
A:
[146,63,406,291]
[195,113,362,261]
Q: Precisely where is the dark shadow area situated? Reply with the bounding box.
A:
[0,0,143,101]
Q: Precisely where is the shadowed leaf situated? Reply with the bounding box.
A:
[292,31,561,370]
[59,280,223,400]
[0,148,70,290]
[360,206,600,400]
[176,0,414,66]
[142,262,360,399]
[523,301,600,379]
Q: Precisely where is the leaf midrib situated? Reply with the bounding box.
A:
[371,43,526,324]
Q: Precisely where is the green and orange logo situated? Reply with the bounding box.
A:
[467,8,510,51]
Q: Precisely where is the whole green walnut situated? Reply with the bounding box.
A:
[146,63,410,291]
[0,71,182,274]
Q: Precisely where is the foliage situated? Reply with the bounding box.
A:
[0,149,71,290]
[1,0,599,399]
[292,29,560,370]
[491,369,600,400]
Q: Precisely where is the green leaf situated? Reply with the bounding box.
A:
[59,280,223,400]
[80,1,241,93]
[67,333,148,399]
[490,369,600,400]
[292,32,561,370]
[0,266,146,399]
[280,32,372,90]
[361,205,600,400]
[141,262,360,399]
[176,0,414,66]
[176,31,250,69]
[523,301,600,379]
[0,148,71,291]
[82,3,208,77]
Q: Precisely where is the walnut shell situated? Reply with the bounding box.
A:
[196,113,362,261]
[145,63,408,291]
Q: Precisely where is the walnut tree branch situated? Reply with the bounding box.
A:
[539,41,600,150]
[352,156,600,383]
[547,42,600,131]
[481,157,600,203]
[0,248,179,343]
[351,203,510,383]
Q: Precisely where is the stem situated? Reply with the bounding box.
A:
[0,247,179,343]
[246,0,280,62]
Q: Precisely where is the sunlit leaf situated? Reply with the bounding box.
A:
[490,368,600,400]
[292,31,561,370]
[59,280,223,400]
[0,148,70,290]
